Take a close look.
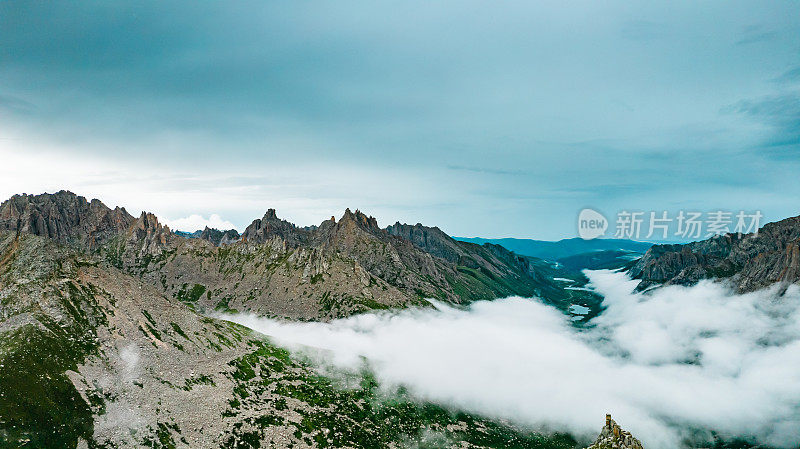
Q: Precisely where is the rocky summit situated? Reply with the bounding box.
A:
[586,415,644,449]
[628,215,800,293]
[0,190,622,449]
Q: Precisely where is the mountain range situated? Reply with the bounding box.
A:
[4,190,794,448]
[1,191,586,323]
[0,191,602,449]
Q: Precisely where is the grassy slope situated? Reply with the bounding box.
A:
[0,232,579,449]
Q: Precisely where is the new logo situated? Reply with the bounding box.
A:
[578,208,607,240]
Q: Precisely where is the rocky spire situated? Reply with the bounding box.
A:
[129,211,173,248]
[586,414,644,449]
[340,208,380,231]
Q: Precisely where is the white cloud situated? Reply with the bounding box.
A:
[161,214,238,232]
[222,271,800,449]
[0,141,453,233]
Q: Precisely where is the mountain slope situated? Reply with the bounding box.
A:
[0,229,587,449]
[556,250,642,272]
[628,215,800,292]
[0,191,644,449]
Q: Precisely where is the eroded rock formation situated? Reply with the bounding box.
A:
[587,414,644,449]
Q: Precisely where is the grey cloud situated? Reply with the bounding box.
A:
[736,31,780,46]
[0,94,36,114]
[775,66,800,84]
[1,0,800,238]
[727,93,800,158]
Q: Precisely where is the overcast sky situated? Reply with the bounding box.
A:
[1,1,799,239]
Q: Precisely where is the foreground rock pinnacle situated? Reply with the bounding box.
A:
[586,414,644,449]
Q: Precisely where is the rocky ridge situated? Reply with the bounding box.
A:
[199,227,241,246]
[1,191,580,321]
[628,215,800,293]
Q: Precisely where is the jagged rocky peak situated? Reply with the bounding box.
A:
[241,207,306,246]
[128,211,174,247]
[314,208,392,250]
[0,190,135,248]
[340,208,380,231]
[586,414,644,449]
[133,211,165,231]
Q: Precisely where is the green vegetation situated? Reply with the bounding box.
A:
[175,283,206,303]
[0,325,96,449]
[0,278,106,448]
[182,374,216,391]
[214,295,240,314]
[222,338,578,449]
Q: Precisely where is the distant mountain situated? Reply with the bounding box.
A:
[454,237,653,261]
[174,227,241,246]
[629,215,800,293]
[557,249,642,272]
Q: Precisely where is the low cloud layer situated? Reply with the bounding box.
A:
[224,271,800,449]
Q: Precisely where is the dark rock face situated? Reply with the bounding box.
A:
[0,190,135,249]
[628,216,800,292]
[386,222,464,263]
[198,227,241,246]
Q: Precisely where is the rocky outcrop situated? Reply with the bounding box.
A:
[586,415,644,449]
[0,190,135,249]
[628,216,800,293]
[129,211,172,245]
